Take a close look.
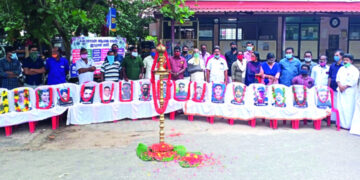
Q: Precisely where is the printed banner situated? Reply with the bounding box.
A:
[70,36,126,77]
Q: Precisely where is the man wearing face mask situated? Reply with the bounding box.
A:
[122,46,144,81]
[169,46,187,80]
[302,51,317,75]
[206,46,228,84]
[225,42,238,83]
[187,48,205,82]
[111,44,123,63]
[291,64,314,88]
[279,47,301,86]
[45,47,69,85]
[328,50,344,123]
[101,51,122,82]
[199,44,211,66]
[181,46,192,80]
[0,47,21,89]
[22,45,45,88]
[336,54,359,129]
[143,47,156,79]
[76,48,96,84]
[311,55,329,86]
[243,41,254,62]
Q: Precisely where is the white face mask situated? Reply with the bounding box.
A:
[131,52,138,57]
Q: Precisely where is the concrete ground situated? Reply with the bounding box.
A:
[1,114,360,180]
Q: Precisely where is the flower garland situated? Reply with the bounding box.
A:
[253,85,267,104]
[80,84,96,103]
[232,84,246,104]
[14,88,30,112]
[57,88,71,102]
[272,86,286,107]
[192,82,207,102]
[35,88,53,109]
[0,90,9,114]
[173,80,191,101]
[150,46,172,114]
[136,143,203,168]
[315,87,330,103]
[99,83,115,104]
[292,86,307,107]
[119,81,133,102]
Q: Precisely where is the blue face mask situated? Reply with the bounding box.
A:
[300,69,308,75]
[11,53,18,60]
[107,55,115,65]
[285,54,293,59]
[246,46,252,51]
[150,52,156,57]
[334,56,340,62]
[214,54,220,59]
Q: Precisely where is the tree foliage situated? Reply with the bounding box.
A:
[0,0,156,59]
[112,0,155,44]
[154,0,195,24]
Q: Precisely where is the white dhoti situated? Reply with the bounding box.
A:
[330,91,338,122]
[350,92,360,135]
[336,65,359,129]
[190,72,205,83]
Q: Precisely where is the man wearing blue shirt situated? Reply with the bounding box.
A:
[45,47,69,85]
[328,50,344,92]
[111,44,124,62]
[328,50,344,123]
[22,45,45,88]
[181,46,192,79]
[279,47,301,86]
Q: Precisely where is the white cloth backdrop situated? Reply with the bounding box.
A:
[0,81,348,128]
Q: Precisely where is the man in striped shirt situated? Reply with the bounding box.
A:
[100,51,122,82]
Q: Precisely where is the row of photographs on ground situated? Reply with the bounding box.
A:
[0,79,333,114]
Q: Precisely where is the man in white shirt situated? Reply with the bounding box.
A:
[143,47,156,79]
[206,46,228,83]
[336,54,359,129]
[311,55,329,86]
[76,48,96,84]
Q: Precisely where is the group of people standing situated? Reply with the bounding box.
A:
[1,42,359,130]
[158,42,359,130]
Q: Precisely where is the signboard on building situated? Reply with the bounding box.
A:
[70,36,126,78]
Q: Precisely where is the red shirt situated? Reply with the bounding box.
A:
[169,56,187,80]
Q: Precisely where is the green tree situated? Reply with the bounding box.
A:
[0,0,108,59]
[154,0,195,47]
[112,0,155,45]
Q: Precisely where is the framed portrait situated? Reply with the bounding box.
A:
[13,88,32,112]
[292,86,308,108]
[119,81,133,102]
[271,87,286,108]
[139,82,152,101]
[192,82,206,102]
[57,88,74,107]
[0,89,9,114]
[100,83,115,104]
[211,83,226,104]
[315,86,331,109]
[231,84,246,105]
[174,81,189,101]
[36,88,54,109]
[80,85,96,104]
[253,85,268,106]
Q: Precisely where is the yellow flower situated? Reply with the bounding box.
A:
[3,99,8,104]
[3,107,9,113]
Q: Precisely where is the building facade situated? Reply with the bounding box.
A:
[150,0,360,61]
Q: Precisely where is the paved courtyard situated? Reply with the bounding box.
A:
[0,115,360,180]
